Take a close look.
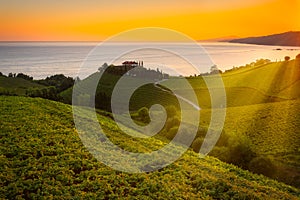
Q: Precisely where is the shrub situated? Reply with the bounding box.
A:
[138,107,150,123]
[284,56,290,61]
[165,106,177,117]
[164,117,180,132]
[191,137,203,152]
[215,130,230,147]
[165,126,179,140]
[209,146,230,162]
[227,133,256,169]
[296,53,300,59]
[26,86,58,100]
[37,74,74,93]
[16,73,33,81]
[248,156,277,178]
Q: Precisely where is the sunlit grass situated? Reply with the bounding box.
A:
[1,96,299,199]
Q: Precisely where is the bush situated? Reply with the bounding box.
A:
[138,107,150,123]
[164,117,180,132]
[215,130,230,147]
[284,56,290,61]
[209,146,230,162]
[248,156,277,178]
[165,106,178,117]
[165,126,178,140]
[16,73,33,81]
[191,137,203,152]
[36,74,74,93]
[227,134,256,169]
[26,86,59,101]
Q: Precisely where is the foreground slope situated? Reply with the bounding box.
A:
[0,96,299,199]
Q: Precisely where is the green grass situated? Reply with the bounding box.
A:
[57,60,300,187]
[62,71,180,111]
[0,76,44,95]
[160,60,300,109]
[200,99,300,187]
[1,96,300,199]
[158,60,300,187]
[61,60,300,110]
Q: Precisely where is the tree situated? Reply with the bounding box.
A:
[98,63,108,72]
[95,92,111,111]
[227,134,256,169]
[210,65,222,74]
[165,106,177,117]
[138,107,150,123]
[37,74,74,93]
[192,137,203,152]
[16,73,33,81]
[284,56,290,61]
[75,76,81,82]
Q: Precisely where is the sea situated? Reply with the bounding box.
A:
[0,42,299,79]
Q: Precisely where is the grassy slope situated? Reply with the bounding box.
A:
[1,96,299,199]
[191,60,300,156]
[60,60,300,110]
[161,60,300,186]
[58,60,300,187]
[200,98,300,186]
[61,72,180,111]
[162,60,300,108]
[0,76,44,95]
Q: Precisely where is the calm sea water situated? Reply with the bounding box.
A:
[0,42,299,79]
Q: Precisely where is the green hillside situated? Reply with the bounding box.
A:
[62,72,180,111]
[200,98,300,186]
[1,96,299,199]
[59,60,300,184]
[169,59,300,108]
[60,59,300,111]
[0,76,44,95]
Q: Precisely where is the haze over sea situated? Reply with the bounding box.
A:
[0,42,299,79]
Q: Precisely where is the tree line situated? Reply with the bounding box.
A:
[0,72,75,101]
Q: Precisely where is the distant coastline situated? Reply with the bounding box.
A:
[228,31,300,47]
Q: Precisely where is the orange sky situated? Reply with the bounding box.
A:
[0,0,299,41]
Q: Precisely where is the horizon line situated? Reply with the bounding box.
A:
[0,40,226,43]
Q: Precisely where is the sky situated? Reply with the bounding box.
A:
[0,0,299,41]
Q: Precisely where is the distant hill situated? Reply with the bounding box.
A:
[229,31,300,46]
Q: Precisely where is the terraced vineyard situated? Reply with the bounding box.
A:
[59,60,300,187]
[200,99,300,186]
[1,96,300,199]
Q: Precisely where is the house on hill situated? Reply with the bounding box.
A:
[99,61,168,80]
[114,61,143,71]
